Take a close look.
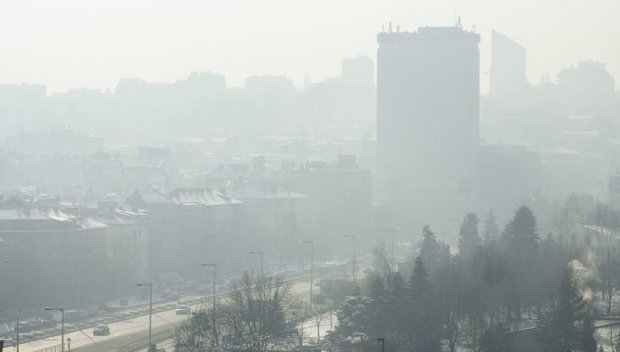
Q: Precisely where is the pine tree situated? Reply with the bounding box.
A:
[539,265,597,351]
[367,275,387,336]
[483,209,500,243]
[387,271,409,346]
[419,225,450,275]
[502,206,540,319]
[409,256,441,352]
[502,206,539,260]
[410,256,430,298]
[458,213,481,258]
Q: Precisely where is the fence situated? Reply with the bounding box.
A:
[31,343,62,352]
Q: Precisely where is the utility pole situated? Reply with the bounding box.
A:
[302,241,314,307]
[201,263,217,345]
[136,283,153,350]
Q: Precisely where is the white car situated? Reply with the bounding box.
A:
[175,306,191,315]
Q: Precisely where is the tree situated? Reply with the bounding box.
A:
[309,303,328,343]
[335,287,373,338]
[458,213,481,258]
[479,324,510,352]
[436,260,463,352]
[502,206,540,319]
[409,256,441,352]
[175,308,219,352]
[483,209,500,243]
[175,272,297,352]
[598,246,619,314]
[419,225,451,276]
[502,206,539,260]
[538,264,597,352]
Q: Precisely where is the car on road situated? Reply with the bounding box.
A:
[175,305,191,315]
[93,324,110,336]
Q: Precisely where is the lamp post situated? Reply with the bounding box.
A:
[377,337,385,352]
[1,259,18,352]
[136,283,153,349]
[249,251,264,278]
[201,263,217,345]
[149,240,163,283]
[200,264,216,312]
[76,248,92,314]
[44,308,64,352]
[383,227,399,272]
[344,235,356,282]
[301,241,314,307]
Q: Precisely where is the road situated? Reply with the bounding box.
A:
[13,273,333,352]
[18,302,198,352]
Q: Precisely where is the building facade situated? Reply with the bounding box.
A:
[376,26,480,234]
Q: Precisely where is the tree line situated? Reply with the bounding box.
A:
[328,205,619,352]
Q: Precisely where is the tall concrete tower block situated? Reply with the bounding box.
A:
[377,26,480,206]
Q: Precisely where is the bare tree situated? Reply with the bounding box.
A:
[175,272,297,352]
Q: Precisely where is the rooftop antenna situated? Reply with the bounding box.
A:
[389,22,392,33]
[453,0,457,26]
[456,16,462,28]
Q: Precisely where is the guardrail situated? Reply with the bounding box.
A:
[29,343,63,352]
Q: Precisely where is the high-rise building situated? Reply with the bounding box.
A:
[377,26,480,210]
[490,30,527,100]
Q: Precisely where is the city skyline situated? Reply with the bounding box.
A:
[0,0,619,93]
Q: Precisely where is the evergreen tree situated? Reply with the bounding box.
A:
[502,206,540,318]
[538,265,596,351]
[410,256,430,298]
[483,209,500,243]
[502,206,539,260]
[419,225,451,275]
[367,275,388,336]
[458,213,481,257]
[409,256,441,352]
[386,271,409,347]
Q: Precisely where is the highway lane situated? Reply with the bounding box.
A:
[16,274,328,352]
[18,303,197,352]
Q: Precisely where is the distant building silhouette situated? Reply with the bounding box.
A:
[377,26,480,211]
[490,30,528,101]
[342,55,374,86]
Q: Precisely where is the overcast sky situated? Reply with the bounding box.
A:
[0,0,618,94]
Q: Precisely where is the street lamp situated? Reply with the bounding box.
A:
[1,260,18,352]
[149,240,163,283]
[44,307,64,352]
[301,241,314,307]
[200,264,216,313]
[383,227,399,272]
[201,263,217,345]
[344,235,356,282]
[249,251,264,278]
[136,283,153,349]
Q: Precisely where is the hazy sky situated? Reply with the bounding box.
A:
[0,0,618,94]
